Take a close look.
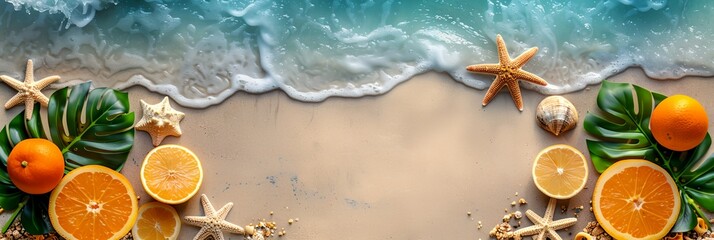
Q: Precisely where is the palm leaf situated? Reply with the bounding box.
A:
[48,82,135,171]
[0,82,134,234]
[584,80,714,232]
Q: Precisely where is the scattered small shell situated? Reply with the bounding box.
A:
[664,232,684,240]
[245,225,256,236]
[513,211,522,219]
[574,232,594,240]
[590,225,604,236]
[502,214,512,222]
[489,222,513,239]
[695,217,708,235]
[536,96,578,136]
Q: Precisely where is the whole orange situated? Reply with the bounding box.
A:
[7,138,65,194]
[650,94,709,151]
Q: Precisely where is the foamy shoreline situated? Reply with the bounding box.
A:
[3,1,714,110]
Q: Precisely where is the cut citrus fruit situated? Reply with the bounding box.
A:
[141,144,203,204]
[592,159,680,240]
[532,144,588,199]
[49,165,138,240]
[132,202,181,240]
[7,138,65,194]
[650,94,709,151]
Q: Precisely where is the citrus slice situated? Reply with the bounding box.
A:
[532,144,589,199]
[592,159,680,240]
[49,165,138,240]
[141,144,203,204]
[132,202,181,240]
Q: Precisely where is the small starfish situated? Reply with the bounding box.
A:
[135,96,185,146]
[466,34,548,111]
[513,198,577,240]
[184,194,247,240]
[0,59,60,119]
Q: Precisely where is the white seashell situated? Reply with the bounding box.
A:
[536,96,578,136]
[513,210,523,219]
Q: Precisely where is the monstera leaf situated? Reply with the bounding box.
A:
[584,80,714,232]
[0,82,135,234]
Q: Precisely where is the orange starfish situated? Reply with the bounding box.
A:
[467,34,548,111]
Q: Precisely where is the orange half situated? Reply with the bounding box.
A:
[141,145,203,204]
[49,165,138,240]
[592,159,680,240]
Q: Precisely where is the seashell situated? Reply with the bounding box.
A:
[574,232,594,240]
[694,217,708,235]
[536,96,578,136]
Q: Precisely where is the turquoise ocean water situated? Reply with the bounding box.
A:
[0,0,710,107]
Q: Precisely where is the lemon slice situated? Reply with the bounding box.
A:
[532,144,588,199]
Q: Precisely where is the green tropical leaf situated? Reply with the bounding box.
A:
[48,82,135,171]
[583,81,666,172]
[0,107,42,211]
[584,80,714,232]
[672,193,697,232]
[20,194,51,234]
[0,82,134,234]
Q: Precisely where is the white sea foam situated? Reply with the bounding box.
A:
[0,0,712,108]
[6,0,114,27]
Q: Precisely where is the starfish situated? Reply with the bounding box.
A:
[184,194,248,240]
[513,198,578,240]
[0,59,60,119]
[466,34,548,111]
[135,96,185,146]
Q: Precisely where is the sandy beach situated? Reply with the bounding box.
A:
[0,67,712,239]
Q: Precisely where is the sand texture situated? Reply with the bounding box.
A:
[0,68,712,239]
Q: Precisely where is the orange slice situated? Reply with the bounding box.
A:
[532,144,589,199]
[141,144,203,204]
[592,159,680,240]
[49,165,138,240]
[132,202,181,240]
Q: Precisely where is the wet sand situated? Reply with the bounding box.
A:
[1,68,713,239]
